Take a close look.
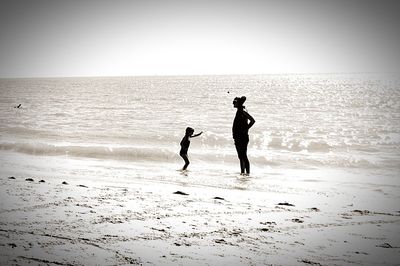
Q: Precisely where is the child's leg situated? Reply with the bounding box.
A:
[180,153,190,170]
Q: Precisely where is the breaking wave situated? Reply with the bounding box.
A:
[0,140,392,170]
[0,141,177,162]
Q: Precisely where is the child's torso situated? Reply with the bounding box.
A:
[180,136,190,154]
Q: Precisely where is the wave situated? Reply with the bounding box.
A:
[0,140,394,170]
[0,141,275,166]
[263,137,333,152]
[2,127,395,156]
[0,141,177,162]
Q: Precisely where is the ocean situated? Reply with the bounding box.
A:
[1,73,399,190]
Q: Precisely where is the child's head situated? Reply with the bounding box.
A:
[185,127,194,136]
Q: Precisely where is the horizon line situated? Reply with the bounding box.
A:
[1,71,398,80]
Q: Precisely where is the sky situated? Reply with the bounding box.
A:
[0,0,399,78]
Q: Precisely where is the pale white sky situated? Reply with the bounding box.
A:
[0,0,399,77]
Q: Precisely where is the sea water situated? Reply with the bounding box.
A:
[1,74,399,190]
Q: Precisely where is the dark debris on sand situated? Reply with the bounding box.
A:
[260,221,276,226]
[292,218,304,223]
[8,243,17,248]
[173,191,189,196]
[352,209,371,215]
[8,176,16,180]
[62,181,68,185]
[277,202,295,207]
[376,243,398,248]
[213,197,225,200]
[25,178,34,182]
[300,259,322,265]
[214,239,227,244]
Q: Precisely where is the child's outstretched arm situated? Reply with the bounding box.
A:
[190,131,203,138]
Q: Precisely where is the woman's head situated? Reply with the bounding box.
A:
[185,127,194,135]
[233,96,246,108]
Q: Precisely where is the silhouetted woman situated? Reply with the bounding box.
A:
[232,96,255,175]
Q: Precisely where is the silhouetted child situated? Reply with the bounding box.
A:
[180,127,203,171]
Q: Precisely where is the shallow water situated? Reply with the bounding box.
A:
[1,73,400,187]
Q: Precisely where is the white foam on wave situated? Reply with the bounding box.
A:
[0,140,393,170]
[0,141,177,162]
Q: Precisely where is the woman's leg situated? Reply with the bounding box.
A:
[235,139,250,175]
[235,141,245,174]
[243,154,250,174]
[243,139,250,174]
[239,157,245,174]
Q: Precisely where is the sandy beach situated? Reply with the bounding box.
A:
[1,171,399,266]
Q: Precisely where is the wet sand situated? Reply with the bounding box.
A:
[1,174,399,265]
